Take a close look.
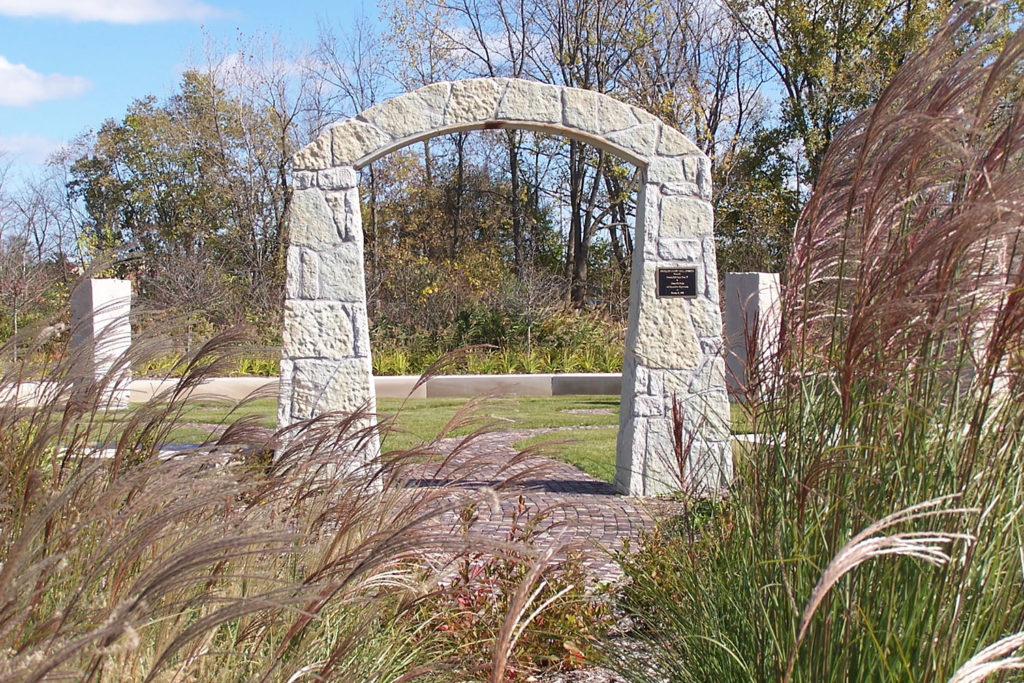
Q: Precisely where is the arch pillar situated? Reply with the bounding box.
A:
[281,78,730,496]
[278,165,379,457]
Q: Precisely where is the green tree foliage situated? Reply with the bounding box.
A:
[14,0,1008,356]
[365,138,602,362]
[714,127,800,274]
[727,0,956,183]
[70,70,293,340]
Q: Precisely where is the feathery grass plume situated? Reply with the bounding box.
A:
[611,4,1024,681]
[0,305,575,681]
[782,496,978,681]
[947,632,1024,683]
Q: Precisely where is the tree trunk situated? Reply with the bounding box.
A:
[568,145,605,307]
[565,140,583,302]
[423,139,433,187]
[603,172,630,276]
[368,162,379,282]
[507,130,524,275]
[452,134,465,259]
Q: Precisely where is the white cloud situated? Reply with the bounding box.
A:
[0,56,91,106]
[0,134,65,165]
[0,0,222,23]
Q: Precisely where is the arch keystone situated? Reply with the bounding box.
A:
[446,79,508,126]
[497,80,562,123]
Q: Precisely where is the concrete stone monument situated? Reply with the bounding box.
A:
[282,78,730,495]
[724,272,782,399]
[70,278,132,408]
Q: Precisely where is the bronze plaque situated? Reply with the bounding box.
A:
[656,267,697,298]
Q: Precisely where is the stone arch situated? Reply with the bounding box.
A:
[281,78,730,496]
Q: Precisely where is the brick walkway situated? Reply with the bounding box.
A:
[172,422,666,582]
[419,428,672,581]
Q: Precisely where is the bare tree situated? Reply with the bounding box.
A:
[313,15,398,284]
[0,154,72,355]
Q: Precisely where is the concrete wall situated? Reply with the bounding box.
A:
[724,273,781,399]
[69,278,132,407]
[129,373,623,402]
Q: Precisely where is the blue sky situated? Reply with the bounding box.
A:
[0,0,375,175]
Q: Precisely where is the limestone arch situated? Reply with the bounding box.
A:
[281,78,730,496]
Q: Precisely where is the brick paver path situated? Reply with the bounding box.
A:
[419,427,673,581]
[174,421,668,581]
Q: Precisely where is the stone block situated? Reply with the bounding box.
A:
[700,237,721,297]
[633,299,701,372]
[318,246,366,302]
[633,364,649,391]
[630,106,662,126]
[660,196,713,239]
[277,358,294,425]
[633,395,665,417]
[285,248,319,299]
[293,132,332,170]
[283,300,354,360]
[359,89,445,141]
[605,123,658,159]
[683,155,712,199]
[318,166,358,190]
[657,238,702,261]
[324,189,361,243]
[659,181,704,200]
[647,156,683,186]
[348,304,370,357]
[290,357,375,418]
[635,182,660,258]
[70,278,132,407]
[562,89,602,132]
[699,336,723,356]
[647,419,679,493]
[657,126,700,157]
[446,78,507,125]
[415,81,453,114]
[332,119,393,167]
[563,89,637,135]
[689,295,724,338]
[497,80,562,123]
[289,189,344,248]
[293,170,316,190]
[647,368,665,397]
[614,416,646,495]
[724,272,781,398]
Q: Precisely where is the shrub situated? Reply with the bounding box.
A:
[416,497,612,679]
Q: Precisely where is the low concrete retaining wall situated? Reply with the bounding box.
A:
[4,374,624,407]
[129,373,623,402]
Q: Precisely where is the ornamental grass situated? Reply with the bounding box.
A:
[0,324,598,681]
[613,6,1024,680]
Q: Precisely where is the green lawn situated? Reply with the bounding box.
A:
[151,395,753,485]
[376,395,620,451]
[514,427,619,483]
[177,397,279,427]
